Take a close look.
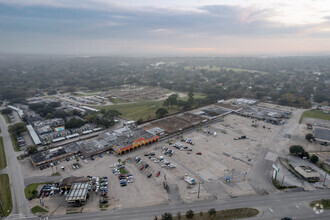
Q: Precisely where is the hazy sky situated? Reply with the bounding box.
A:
[1,0,330,56]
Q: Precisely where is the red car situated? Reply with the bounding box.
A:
[140,166,144,170]
[156,171,160,177]
[196,152,202,155]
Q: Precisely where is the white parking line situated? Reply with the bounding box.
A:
[269,207,274,213]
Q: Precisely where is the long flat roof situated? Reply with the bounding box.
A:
[27,125,42,145]
[313,127,330,142]
[65,182,90,202]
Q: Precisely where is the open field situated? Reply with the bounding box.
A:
[0,137,7,169]
[102,100,181,121]
[299,110,330,124]
[0,174,12,217]
[172,208,259,220]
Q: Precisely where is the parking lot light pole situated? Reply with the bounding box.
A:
[197,182,201,198]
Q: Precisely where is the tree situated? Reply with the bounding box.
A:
[289,145,305,156]
[161,212,172,220]
[156,108,168,118]
[118,159,121,164]
[310,154,319,163]
[8,122,27,135]
[305,133,315,142]
[65,118,86,129]
[27,145,38,154]
[1,108,13,114]
[186,210,194,219]
[177,211,181,220]
[208,208,216,217]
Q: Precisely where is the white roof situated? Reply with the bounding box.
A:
[27,125,41,145]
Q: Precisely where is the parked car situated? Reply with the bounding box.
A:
[147,173,152,178]
[196,152,202,155]
[156,171,160,177]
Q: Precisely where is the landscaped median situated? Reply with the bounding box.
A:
[0,174,13,217]
[1,114,11,124]
[310,199,330,209]
[0,137,7,169]
[31,206,48,215]
[160,208,259,220]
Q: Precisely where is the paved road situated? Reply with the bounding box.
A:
[33,189,330,220]
[0,114,33,219]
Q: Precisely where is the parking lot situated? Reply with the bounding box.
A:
[22,112,292,215]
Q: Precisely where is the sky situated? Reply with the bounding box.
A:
[0,0,330,56]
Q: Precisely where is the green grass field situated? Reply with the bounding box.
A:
[0,137,7,170]
[0,174,12,217]
[171,208,259,220]
[25,182,51,199]
[299,110,330,124]
[10,134,20,152]
[102,92,206,121]
[1,114,11,124]
[102,100,181,121]
[31,206,48,214]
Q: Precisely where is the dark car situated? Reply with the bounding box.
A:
[147,173,152,178]
[91,156,95,160]
[281,218,292,220]
[196,152,202,155]
[144,164,149,168]
[156,171,160,177]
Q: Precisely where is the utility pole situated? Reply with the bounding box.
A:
[281,175,285,187]
[197,182,201,198]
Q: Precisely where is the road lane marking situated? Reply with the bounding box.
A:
[296,205,300,209]
[269,207,274,213]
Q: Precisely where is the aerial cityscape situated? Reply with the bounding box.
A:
[0,1,330,220]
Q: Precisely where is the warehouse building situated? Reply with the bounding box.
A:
[313,127,330,144]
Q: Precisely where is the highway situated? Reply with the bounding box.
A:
[0,114,33,219]
[43,189,330,220]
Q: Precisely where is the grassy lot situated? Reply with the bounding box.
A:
[171,208,259,220]
[25,182,51,199]
[10,134,20,152]
[0,137,7,170]
[103,93,206,121]
[0,174,13,217]
[1,114,11,124]
[310,199,330,209]
[102,100,181,121]
[299,110,330,124]
[31,206,48,214]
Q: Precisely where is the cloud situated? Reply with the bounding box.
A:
[0,0,330,55]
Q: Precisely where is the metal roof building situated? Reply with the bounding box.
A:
[27,125,42,145]
[313,127,330,143]
[65,182,90,204]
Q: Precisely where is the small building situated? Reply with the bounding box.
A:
[60,176,89,190]
[294,166,320,182]
[65,180,90,206]
[27,125,42,145]
[313,127,330,144]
